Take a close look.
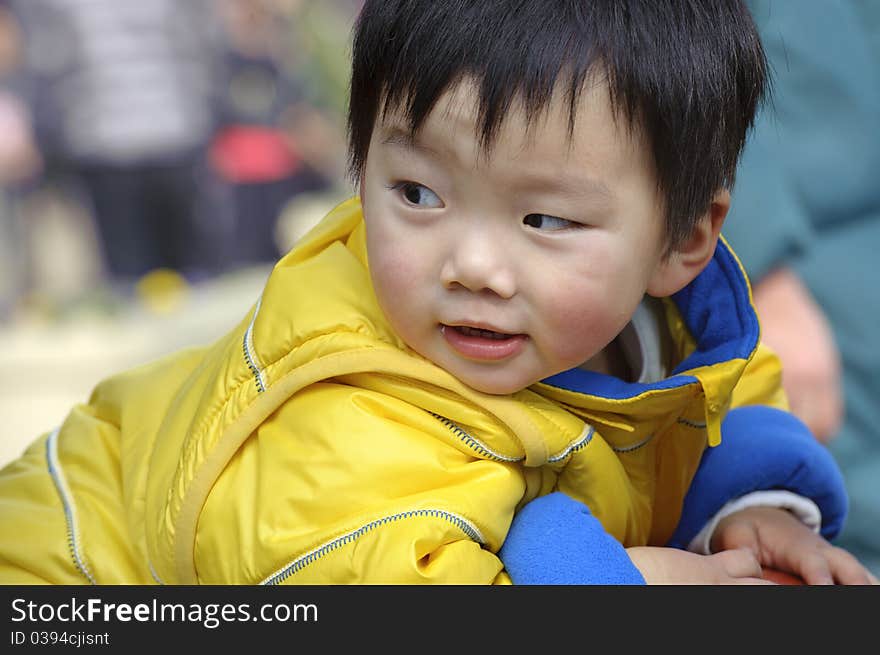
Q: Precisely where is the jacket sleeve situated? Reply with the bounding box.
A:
[196,381,522,585]
[667,405,848,549]
[0,432,86,584]
[0,404,152,585]
[262,506,510,585]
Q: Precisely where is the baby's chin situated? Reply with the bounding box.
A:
[461,378,532,396]
[431,358,545,396]
[409,338,564,395]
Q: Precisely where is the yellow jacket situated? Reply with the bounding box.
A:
[0,198,786,584]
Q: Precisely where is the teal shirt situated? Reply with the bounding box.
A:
[724,0,880,574]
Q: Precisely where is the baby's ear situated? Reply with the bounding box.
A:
[646,188,730,297]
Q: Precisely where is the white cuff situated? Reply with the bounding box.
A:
[686,490,822,555]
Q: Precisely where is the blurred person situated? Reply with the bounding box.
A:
[0,2,41,317]
[206,0,336,268]
[285,0,363,113]
[7,0,226,286]
[0,90,41,317]
[725,0,880,574]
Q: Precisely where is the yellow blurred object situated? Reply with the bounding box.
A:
[136,268,189,315]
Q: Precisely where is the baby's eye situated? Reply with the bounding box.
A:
[396,182,443,208]
[523,214,578,231]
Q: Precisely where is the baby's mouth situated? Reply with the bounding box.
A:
[440,324,528,361]
[450,325,515,340]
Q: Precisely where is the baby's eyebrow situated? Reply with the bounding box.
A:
[514,171,615,203]
[380,124,614,202]
[380,127,440,157]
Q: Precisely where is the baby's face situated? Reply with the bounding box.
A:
[361,79,670,394]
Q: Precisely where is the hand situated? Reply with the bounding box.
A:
[711,506,878,585]
[752,267,843,443]
[626,545,771,585]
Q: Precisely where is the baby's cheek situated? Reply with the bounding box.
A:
[554,316,617,367]
[373,253,419,302]
[369,249,429,334]
[541,286,628,366]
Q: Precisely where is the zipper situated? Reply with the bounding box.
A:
[261,508,484,585]
[433,412,594,464]
[612,416,704,453]
[612,432,655,453]
[46,428,97,585]
[242,295,267,393]
[547,425,594,462]
[431,413,524,462]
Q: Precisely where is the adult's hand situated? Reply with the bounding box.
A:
[751,267,843,443]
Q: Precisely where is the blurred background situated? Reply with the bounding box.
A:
[0,0,362,465]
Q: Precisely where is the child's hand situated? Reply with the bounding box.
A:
[626,545,771,585]
[711,506,879,585]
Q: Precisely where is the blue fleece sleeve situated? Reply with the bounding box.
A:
[498,491,646,585]
[668,405,848,548]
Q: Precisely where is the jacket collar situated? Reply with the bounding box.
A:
[536,235,760,445]
[541,236,759,398]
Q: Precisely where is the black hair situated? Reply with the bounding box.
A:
[347,0,768,250]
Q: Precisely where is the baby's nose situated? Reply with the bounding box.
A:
[439,232,516,299]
